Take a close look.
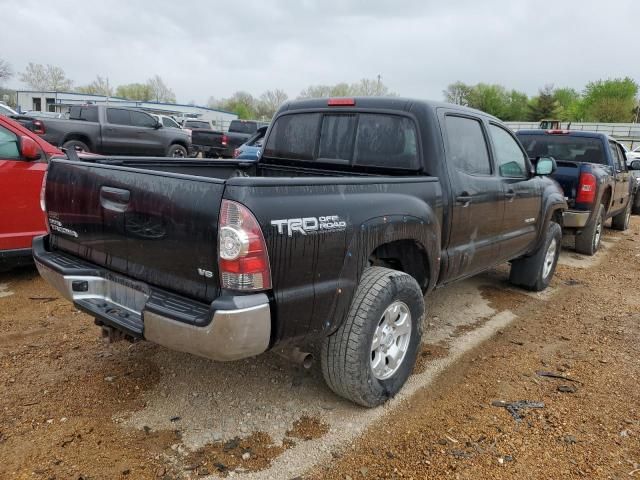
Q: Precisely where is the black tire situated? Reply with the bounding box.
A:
[167,144,187,157]
[575,204,605,256]
[611,197,632,231]
[632,192,640,216]
[509,221,562,292]
[62,139,90,153]
[321,267,424,407]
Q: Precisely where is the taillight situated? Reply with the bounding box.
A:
[547,129,570,134]
[222,134,228,147]
[33,120,45,135]
[576,172,596,204]
[40,170,50,233]
[233,148,240,158]
[218,200,271,291]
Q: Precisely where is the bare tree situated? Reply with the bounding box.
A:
[0,59,12,84]
[147,75,176,103]
[76,75,113,96]
[299,78,394,99]
[443,82,472,106]
[257,89,289,118]
[19,63,73,91]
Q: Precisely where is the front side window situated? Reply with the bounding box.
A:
[69,106,98,122]
[490,124,528,177]
[163,117,179,128]
[444,116,491,175]
[0,125,20,159]
[106,108,131,126]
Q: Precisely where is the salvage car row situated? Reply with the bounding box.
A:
[1,97,639,407]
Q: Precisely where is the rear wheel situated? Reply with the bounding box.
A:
[167,144,187,157]
[575,204,604,256]
[611,198,632,231]
[509,221,562,292]
[62,139,90,153]
[321,267,424,407]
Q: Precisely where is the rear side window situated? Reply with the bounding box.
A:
[263,112,419,169]
[69,106,98,122]
[107,108,131,126]
[444,116,491,175]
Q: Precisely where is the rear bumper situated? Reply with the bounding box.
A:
[563,209,591,228]
[33,236,271,361]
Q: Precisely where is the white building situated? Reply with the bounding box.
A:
[16,90,237,130]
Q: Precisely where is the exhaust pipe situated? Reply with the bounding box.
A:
[277,346,313,369]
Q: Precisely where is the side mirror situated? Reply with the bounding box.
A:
[631,160,640,171]
[536,156,556,175]
[20,136,41,160]
[154,121,162,129]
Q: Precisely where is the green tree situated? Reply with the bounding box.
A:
[581,77,639,122]
[76,75,113,96]
[19,63,73,91]
[466,83,510,118]
[256,89,289,119]
[209,91,257,119]
[527,85,560,121]
[115,83,153,101]
[552,87,581,120]
[298,77,395,99]
[503,90,529,121]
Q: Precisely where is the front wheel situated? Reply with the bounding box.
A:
[611,198,632,231]
[321,267,424,407]
[167,144,187,157]
[62,139,90,153]
[509,221,562,292]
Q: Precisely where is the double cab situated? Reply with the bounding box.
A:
[34,97,566,406]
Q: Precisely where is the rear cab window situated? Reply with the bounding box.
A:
[263,112,419,171]
[518,134,607,165]
[229,120,257,134]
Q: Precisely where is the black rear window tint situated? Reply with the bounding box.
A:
[353,114,418,169]
[264,112,419,169]
[263,113,320,161]
[229,120,256,134]
[318,114,357,163]
[518,134,606,165]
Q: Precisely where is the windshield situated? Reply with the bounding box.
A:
[518,134,607,165]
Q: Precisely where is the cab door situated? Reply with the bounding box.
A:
[0,124,47,251]
[487,123,542,261]
[610,141,631,212]
[440,113,504,282]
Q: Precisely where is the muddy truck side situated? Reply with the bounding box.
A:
[34,97,566,406]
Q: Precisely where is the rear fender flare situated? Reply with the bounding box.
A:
[324,210,440,336]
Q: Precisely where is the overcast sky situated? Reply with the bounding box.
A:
[1,0,638,105]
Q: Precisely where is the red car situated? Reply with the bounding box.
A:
[0,115,62,269]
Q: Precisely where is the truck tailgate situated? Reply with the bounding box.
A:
[45,159,223,302]
[553,161,580,207]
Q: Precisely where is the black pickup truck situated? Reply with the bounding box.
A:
[517,130,637,255]
[33,105,192,157]
[34,97,566,406]
[191,119,269,158]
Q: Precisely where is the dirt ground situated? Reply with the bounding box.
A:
[309,224,640,480]
[0,219,639,479]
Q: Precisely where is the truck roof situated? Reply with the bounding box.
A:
[278,97,499,121]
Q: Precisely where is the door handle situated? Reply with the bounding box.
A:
[505,189,516,201]
[100,186,130,212]
[456,192,472,206]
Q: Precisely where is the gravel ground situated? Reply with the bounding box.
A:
[0,220,636,479]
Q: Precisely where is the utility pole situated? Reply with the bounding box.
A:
[377,74,382,92]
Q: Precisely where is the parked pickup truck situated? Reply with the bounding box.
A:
[191,120,269,158]
[0,115,63,270]
[517,130,637,255]
[223,119,268,157]
[34,97,566,406]
[33,105,192,157]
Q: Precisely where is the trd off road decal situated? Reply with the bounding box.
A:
[271,215,347,236]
